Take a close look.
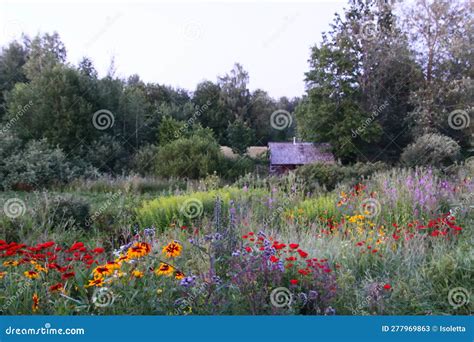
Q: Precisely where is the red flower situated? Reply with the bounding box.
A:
[289,243,299,249]
[269,255,279,263]
[92,248,104,254]
[383,283,391,290]
[286,256,297,261]
[242,235,248,239]
[69,242,84,251]
[273,243,286,250]
[290,279,298,285]
[245,247,252,253]
[61,272,75,280]
[297,249,308,258]
[49,283,64,292]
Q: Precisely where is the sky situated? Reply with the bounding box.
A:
[0,0,347,99]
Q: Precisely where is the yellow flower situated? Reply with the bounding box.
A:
[127,242,151,259]
[34,264,48,274]
[106,261,121,270]
[24,270,40,279]
[115,254,130,264]
[93,265,113,278]
[86,278,105,287]
[113,270,126,278]
[155,263,174,276]
[0,271,6,279]
[162,241,182,258]
[3,260,19,267]
[156,289,163,295]
[175,270,185,280]
[32,293,39,312]
[132,270,144,278]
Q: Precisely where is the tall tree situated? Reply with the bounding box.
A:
[297,0,420,162]
[0,40,28,118]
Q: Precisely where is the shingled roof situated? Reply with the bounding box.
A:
[268,142,335,165]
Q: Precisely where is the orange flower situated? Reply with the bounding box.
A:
[175,270,185,280]
[24,270,39,279]
[127,242,151,259]
[3,260,19,267]
[32,293,39,312]
[93,265,113,278]
[155,263,174,276]
[86,278,104,287]
[162,241,182,258]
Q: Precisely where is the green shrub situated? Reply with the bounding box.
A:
[400,133,461,167]
[155,134,222,179]
[132,144,159,176]
[296,162,387,191]
[44,195,91,230]
[0,137,76,190]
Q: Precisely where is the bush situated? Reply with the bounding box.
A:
[43,195,91,230]
[296,162,387,191]
[84,135,132,175]
[132,144,159,176]
[400,133,461,167]
[155,134,222,179]
[218,156,256,181]
[0,136,76,190]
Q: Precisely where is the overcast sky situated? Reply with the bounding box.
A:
[0,0,347,98]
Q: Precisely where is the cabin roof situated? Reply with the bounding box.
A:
[268,142,334,165]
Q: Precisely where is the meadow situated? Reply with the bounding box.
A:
[0,165,472,315]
